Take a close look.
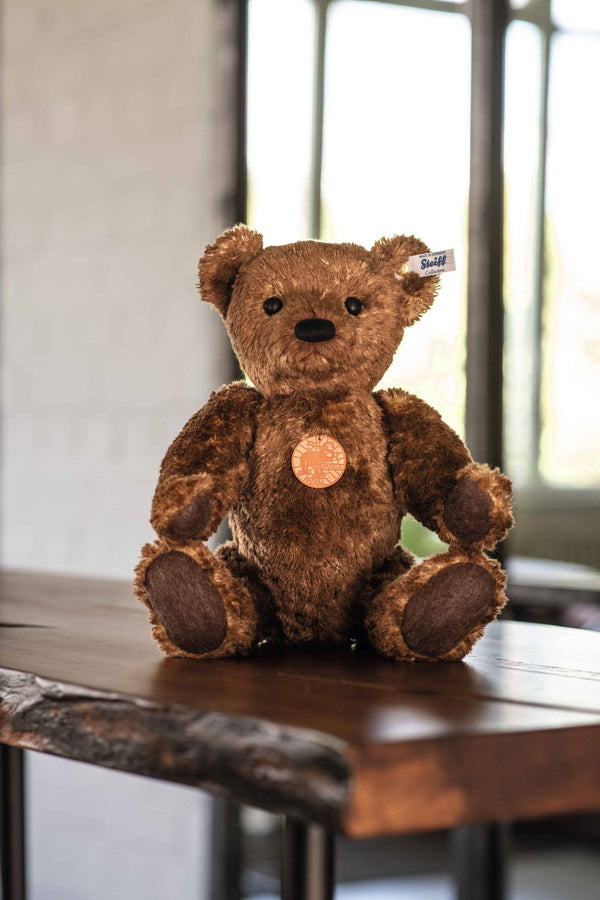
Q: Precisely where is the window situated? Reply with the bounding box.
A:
[504,0,600,491]
[246,0,600,565]
[503,0,600,566]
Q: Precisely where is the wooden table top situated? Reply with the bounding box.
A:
[1,569,599,837]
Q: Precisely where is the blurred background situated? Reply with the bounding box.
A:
[1,0,599,897]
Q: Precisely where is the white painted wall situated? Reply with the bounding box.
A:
[27,754,213,900]
[1,0,235,578]
[1,1,239,896]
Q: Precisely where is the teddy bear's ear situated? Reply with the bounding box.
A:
[370,234,440,327]
[198,224,264,317]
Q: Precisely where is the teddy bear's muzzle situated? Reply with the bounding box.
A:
[294,318,336,343]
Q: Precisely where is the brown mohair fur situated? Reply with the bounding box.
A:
[134,225,513,661]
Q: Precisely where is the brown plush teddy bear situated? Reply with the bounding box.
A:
[134,225,513,661]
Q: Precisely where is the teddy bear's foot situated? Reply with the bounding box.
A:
[134,540,267,658]
[364,549,507,661]
[401,561,497,657]
[144,551,227,655]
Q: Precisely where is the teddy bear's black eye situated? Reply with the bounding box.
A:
[345,297,362,316]
[263,297,283,316]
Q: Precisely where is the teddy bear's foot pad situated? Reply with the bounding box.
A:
[145,551,228,654]
[401,562,496,657]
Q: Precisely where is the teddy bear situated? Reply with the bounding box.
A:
[134,225,513,661]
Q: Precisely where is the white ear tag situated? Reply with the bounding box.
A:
[406,248,456,277]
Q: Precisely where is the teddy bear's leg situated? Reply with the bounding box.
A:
[364,547,507,661]
[134,539,274,659]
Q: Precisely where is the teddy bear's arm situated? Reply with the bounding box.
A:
[150,382,261,542]
[374,388,513,549]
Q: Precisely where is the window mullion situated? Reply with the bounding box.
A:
[310,0,329,239]
[529,20,552,485]
[359,0,465,14]
[465,0,508,469]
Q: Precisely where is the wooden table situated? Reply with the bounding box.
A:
[1,570,600,900]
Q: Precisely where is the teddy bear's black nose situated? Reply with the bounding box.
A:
[294,318,336,343]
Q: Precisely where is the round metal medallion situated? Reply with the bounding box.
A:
[291,434,347,489]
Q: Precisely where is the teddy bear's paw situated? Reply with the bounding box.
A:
[166,492,214,542]
[443,464,513,550]
[150,474,216,542]
[144,550,228,655]
[401,562,497,658]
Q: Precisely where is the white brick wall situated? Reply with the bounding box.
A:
[1,0,236,578]
[1,2,240,897]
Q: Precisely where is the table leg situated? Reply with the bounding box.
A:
[281,817,334,900]
[0,746,27,900]
[452,822,508,900]
[210,798,242,900]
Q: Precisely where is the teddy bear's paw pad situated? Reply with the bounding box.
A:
[401,562,496,657]
[145,551,228,654]
[167,492,213,541]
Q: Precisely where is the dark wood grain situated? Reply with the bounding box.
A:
[1,570,599,836]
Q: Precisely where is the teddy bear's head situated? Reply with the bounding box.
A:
[198,225,439,396]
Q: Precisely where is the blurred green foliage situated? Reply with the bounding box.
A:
[401,514,448,560]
